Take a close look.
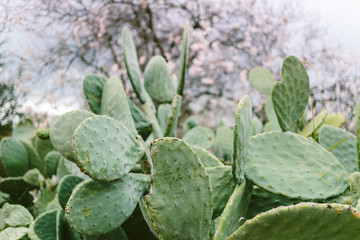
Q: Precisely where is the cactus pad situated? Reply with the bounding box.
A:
[164,95,182,137]
[319,125,358,173]
[121,26,147,103]
[248,66,275,95]
[271,56,310,131]
[214,126,233,161]
[57,175,84,209]
[245,131,349,200]
[13,118,36,142]
[73,115,144,181]
[50,110,94,162]
[144,56,176,102]
[83,73,107,114]
[0,137,29,177]
[1,203,33,227]
[45,151,61,178]
[143,138,213,240]
[177,21,189,96]
[213,180,252,240]
[322,113,345,127]
[0,227,28,239]
[183,126,215,149]
[232,95,252,184]
[65,173,151,236]
[227,203,360,240]
[101,76,137,134]
[251,117,263,136]
[206,166,236,218]
[34,209,58,240]
[192,146,223,167]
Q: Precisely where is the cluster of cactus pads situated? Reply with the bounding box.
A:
[1,23,360,240]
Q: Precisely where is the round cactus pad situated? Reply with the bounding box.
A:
[227,203,360,240]
[34,209,58,240]
[57,175,84,209]
[248,66,275,95]
[50,110,94,162]
[0,137,29,177]
[65,173,151,236]
[183,126,215,149]
[143,138,213,240]
[245,131,349,200]
[73,115,145,181]
[319,125,358,173]
[144,55,176,103]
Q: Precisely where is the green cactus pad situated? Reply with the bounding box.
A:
[44,151,61,178]
[183,126,215,149]
[232,95,252,184]
[182,116,199,135]
[262,121,281,132]
[65,173,151,236]
[36,127,50,140]
[251,117,263,136]
[121,26,147,103]
[13,118,36,142]
[0,177,36,200]
[264,97,278,123]
[157,104,171,132]
[271,56,310,131]
[101,76,137,134]
[177,21,189,96]
[83,73,107,114]
[1,203,33,227]
[143,138,213,240]
[206,166,236,218]
[0,137,29,177]
[245,131,349,200]
[192,146,223,167]
[0,227,28,240]
[57,175,84,209]
[322,113,345,127]
[73,115,144,181]
[128,98,152,137]
[248,66,275,95]
[246,186,301,219]
[33,137,55,161]
[82,228,128,240]
[34,209,58,240]
[20,140,45,175]
[299,110,327,137]
[213,180,252,240]
[57,209,81,240]
[23,168,40,187]
[50,110,94,162]
[144,56,176,103]
[319,125,358,173]
[227,203,360,240]
[164,95,182,137]
[214,126,233,161]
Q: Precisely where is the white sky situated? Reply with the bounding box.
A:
[298,0,360,54]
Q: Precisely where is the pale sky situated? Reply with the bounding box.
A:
[298,0,360,53]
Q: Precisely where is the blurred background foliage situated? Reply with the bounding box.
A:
[1,0,359,134]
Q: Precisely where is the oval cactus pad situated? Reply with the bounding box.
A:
[227,203,360,240]
[143,138,213,240]
[245,131,349,200]
[66,173,151,236]
[50,110,94,162]
[73,115,145,181]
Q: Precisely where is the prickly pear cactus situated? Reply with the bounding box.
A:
[272,55,310,131]
[227,203,360,240]
[143,138,213,240]
[245,131,349,200]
